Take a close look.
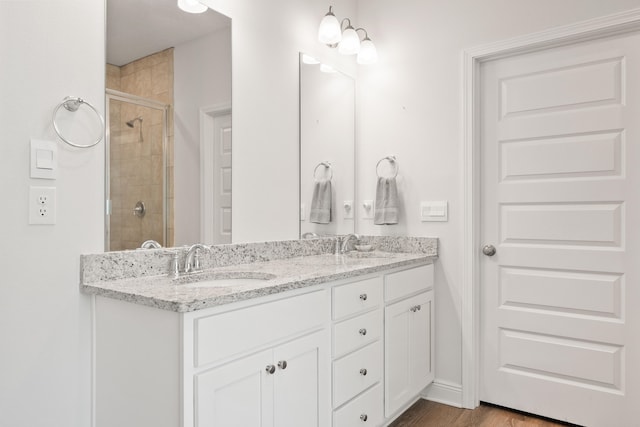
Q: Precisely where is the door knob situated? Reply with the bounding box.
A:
[482,244,496,256]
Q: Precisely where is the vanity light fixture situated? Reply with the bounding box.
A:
[317,6,378,64]
[178,0,207,14]
[318,6,342,45]
[302,54,321,65]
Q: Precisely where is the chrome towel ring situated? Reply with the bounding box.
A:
[52,96,105,148]
[313,161,333,181]
[376,155,399,178]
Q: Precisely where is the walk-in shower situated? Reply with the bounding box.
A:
[105,89,171,251]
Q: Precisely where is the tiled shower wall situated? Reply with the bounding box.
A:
[106,48,174,250]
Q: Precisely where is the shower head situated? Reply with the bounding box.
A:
[126,117,143,128]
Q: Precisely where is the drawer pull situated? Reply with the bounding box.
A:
[359,293,368,301]
[265,364,276,374]
[359,328,367,336]
[360,414,368,422]
[277,360,288,370]
[359,368,368,376]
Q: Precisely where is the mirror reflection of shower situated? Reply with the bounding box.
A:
[126,116,143,142]
[105,89,171,251]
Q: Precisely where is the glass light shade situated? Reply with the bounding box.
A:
[318,13,342,45]
[178,0,207,14]
[338,27,360,55]
[302,54,321,65]
[320,64,337,73]
[357,38,378,65]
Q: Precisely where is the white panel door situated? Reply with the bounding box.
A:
[480,32,640,426]
[213,113,232,244]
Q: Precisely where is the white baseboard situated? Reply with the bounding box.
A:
[422,380,463,408]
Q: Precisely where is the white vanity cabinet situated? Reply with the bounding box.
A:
[384,264,435,419]
[92,260,435,427]
[94,288,330,427]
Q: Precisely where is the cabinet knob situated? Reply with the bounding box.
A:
[360,414,368,422]
[265,364,276,374]
[359,293,368,301]
[359,368,367,376]
[277,360,288,370]
[359,328,367,336]
[417,304,422,311]
[410,306,417,312]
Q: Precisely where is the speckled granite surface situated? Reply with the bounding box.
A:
[80,237,437,312]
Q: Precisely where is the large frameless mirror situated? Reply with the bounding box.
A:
[105,0,231,251]
[299,53,356,238]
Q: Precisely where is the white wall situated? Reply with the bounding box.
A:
[174,27,232,245]
[356,0,640,402]
[0,1,104,426]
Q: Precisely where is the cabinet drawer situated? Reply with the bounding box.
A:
[333,383,383,427]
[333,309,382,358]
[194,290,326,367]
[333,341,382,408]
[333,276,382,320]
[384,264,433,302]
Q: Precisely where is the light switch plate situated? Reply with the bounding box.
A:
[420,201,448,222]
[30,138,57,180]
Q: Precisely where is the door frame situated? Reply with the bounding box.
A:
[200,103,232,243]
[461,8,640,409]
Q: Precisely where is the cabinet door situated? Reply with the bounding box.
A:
[195,349,274,427]
[384,290,433,417]
[273,330,329,427]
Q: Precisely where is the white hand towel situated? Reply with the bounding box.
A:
[310,179,332,224]
[374,177,399,225]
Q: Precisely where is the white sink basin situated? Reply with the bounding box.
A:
[180,272,276,288]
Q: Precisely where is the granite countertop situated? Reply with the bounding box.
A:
[81,251,435,312]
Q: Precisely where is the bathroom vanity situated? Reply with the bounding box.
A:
[81,237,436,427]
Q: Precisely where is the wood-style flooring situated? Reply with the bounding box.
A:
[389,400,578,427]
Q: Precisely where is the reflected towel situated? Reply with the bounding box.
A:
[374,177,399,225]
[310,179,332,224]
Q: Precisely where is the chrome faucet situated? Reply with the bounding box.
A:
[340,234,360,254]
[184,244,211,274]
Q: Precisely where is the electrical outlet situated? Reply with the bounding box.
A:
[29,186,56,225]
